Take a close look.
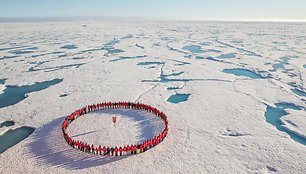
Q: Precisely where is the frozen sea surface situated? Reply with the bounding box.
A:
[0,79,62,108]
[0,21,305,174]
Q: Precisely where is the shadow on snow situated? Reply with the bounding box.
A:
[25,116,128,170]
[25,109,164,170]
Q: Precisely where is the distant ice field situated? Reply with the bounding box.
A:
[0,21,305,174]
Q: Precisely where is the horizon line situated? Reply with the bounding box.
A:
[0,16,306,23]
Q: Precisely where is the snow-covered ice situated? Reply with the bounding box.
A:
[0,21,305,173]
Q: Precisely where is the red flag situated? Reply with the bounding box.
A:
[112,116,117,124]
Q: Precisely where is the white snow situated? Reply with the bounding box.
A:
[0,21,305,174]
[67,109,165,147]
[282,109,306,138]
[0,84,5,94]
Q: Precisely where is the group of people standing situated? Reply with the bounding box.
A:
[62,102,169,156]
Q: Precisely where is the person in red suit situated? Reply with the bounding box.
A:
[123,146,127,156]
[103,146,107,155]
[114,146,118,156]
[119,146,123,156]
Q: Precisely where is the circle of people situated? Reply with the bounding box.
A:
[62,102,169,156]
